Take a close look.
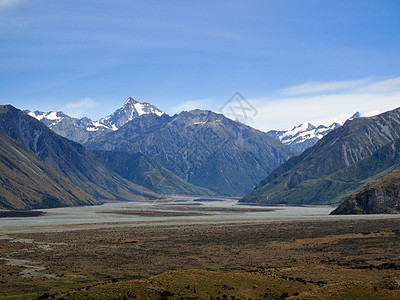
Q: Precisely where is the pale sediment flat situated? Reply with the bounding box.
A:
[1,197,400,235]
[1,198,400,299]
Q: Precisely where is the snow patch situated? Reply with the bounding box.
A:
[28,111,63,125]
[86,127,99,132]
[91,121,109,129]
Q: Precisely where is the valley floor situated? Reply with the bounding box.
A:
[0,199,400,299]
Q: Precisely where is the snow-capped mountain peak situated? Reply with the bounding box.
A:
[348,111,360,120]
[122,97,164,118]
[26,97,165,143]
[98,97,164,129]
[280,122,316,140]
[268,112,360,153]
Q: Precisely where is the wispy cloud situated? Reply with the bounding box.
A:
[354,77,400,93]
[65,98,97,118]
[66,98,96,110]
[281,78,370,95]
[171,98,212,114]
[233,77,400,131]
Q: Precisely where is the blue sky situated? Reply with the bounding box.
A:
[1,0,400,130]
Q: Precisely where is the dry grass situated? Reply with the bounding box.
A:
[1,218,400,299]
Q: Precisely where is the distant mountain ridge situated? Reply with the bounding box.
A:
[27,97,164,144]
[86,109,297,196]
[267,112,360,153]
[241,107,400,205]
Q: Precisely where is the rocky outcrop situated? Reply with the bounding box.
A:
[331,170,400,214]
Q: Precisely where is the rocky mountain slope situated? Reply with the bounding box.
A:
[27,99,220,197]
[93,150,215,196]
[0,130,98,210]
[267,112,360,153]
[241,107,400,205]
[27,97,164,144]
[86,109,297,196]
[331,170,400,214]
[0,105,158,202]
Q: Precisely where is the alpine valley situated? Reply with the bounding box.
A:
[1,97,297,209]
[4,97,400,214]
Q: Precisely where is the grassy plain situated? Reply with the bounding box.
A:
[1,217,400,299]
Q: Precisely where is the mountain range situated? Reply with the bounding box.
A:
[1,98,298,209]
[85,109,297,196]
[26,99,212,198]
[8,96,400,214]
[28,98,297,197]
[0,105,158,204]
[267,112,360,153]
[27,97,164,144]
[241,107,400,205]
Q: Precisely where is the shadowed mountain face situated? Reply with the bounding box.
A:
[241,107,400,205]
[331,169,400,215]
[93,150,215,196]
[0,105,158,202]
[0,130,98,210]
[86,109,297,196]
